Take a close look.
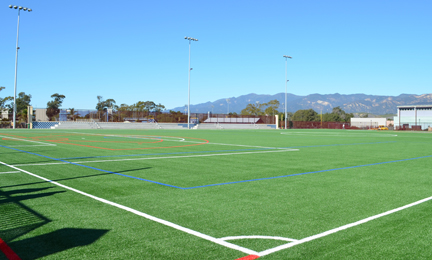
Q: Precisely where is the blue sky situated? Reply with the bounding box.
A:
[1,0,431,110]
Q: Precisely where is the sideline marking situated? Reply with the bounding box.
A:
[0,135,56,146]
[12,149,296,167]
[257,194,432,257]
[58,147,286,160]
[5,144,432,190]
[0,161,257,256]
[0,238,21,260]
[58,132,208,150]
[65,131,285,150]
[3,159,432,259]
[221,236,298,242]
[56,140,395,161]
[1,145,296,189]
[0,171,20,174]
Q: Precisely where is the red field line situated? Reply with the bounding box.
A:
[0,238,21,260]
[235,255,260,260]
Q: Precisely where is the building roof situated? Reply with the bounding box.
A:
[397,105,432,109]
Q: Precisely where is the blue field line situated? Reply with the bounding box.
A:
[57,141,396,160]
[184,154,432,189]
[0,145,184,189]
[1,141,424,191]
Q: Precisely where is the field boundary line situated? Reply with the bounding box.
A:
[65,131,285,150]
[58,147,287,160]
[206,142,288,149]
[0,171,20,174]
[12,149,297,167]
[0,160,258,256]
[221,236,298,242]
[257,194,432,257]
[0,135,56,147]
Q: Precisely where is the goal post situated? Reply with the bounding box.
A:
[27,106,33,129]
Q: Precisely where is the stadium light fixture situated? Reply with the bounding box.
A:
[283,55,292,129]
[184,36,198,129]
[9,5,32,129]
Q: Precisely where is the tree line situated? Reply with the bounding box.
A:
[240,99,353,122]
[96,96,165,113]
[0,87,32,123]
[291,107,353,122]
[0,88,168,122]
[1,87,353,123]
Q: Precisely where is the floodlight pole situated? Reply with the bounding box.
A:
[226,98,230,114]
[283,55,292,129]
[9,5,32,129]
[13,7,21,129]
[185,36,198,129]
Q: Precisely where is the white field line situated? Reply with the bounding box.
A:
[5,145,59,147]
[12,149,297,167]
[205,142,289,149]
[257,194,432,257]
[0,160,258,256]
[65,131,287,150]
[0,171,20,174]
[65,131,186,141]
[221,235,298,242]
[165,140,289,150]
[0,135,57,146]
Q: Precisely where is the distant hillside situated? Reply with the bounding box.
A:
[169,93,432,115]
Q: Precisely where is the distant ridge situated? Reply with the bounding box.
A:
[169,93,432,115]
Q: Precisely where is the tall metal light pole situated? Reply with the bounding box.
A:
[9,5,32,129]
[283,55,292,129]
[226,98,230,114]
[185,36,198,129]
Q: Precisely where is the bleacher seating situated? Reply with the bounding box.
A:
[31,121,276,130]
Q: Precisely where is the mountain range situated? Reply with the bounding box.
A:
[170,93,432,115]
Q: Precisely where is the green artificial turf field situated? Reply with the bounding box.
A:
[0,129,431,259]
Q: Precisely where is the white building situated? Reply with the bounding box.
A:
[0,109,8,119]
[393,105,432,130]
[35,108,49,121]
[350,117,387,129]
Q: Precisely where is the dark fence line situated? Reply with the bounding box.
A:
[395,122,432,131]
[290,121,350,129]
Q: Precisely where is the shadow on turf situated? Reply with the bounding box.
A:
[0,167,152,189]
[0,187,54,242]
[0,187,109,260]
[0,164,153,259]
[9,228,109,260]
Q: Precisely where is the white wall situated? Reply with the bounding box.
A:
[35,109,49,121]
[0,109,8,119]
[350,118,386,128]
[394,107,432,130]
